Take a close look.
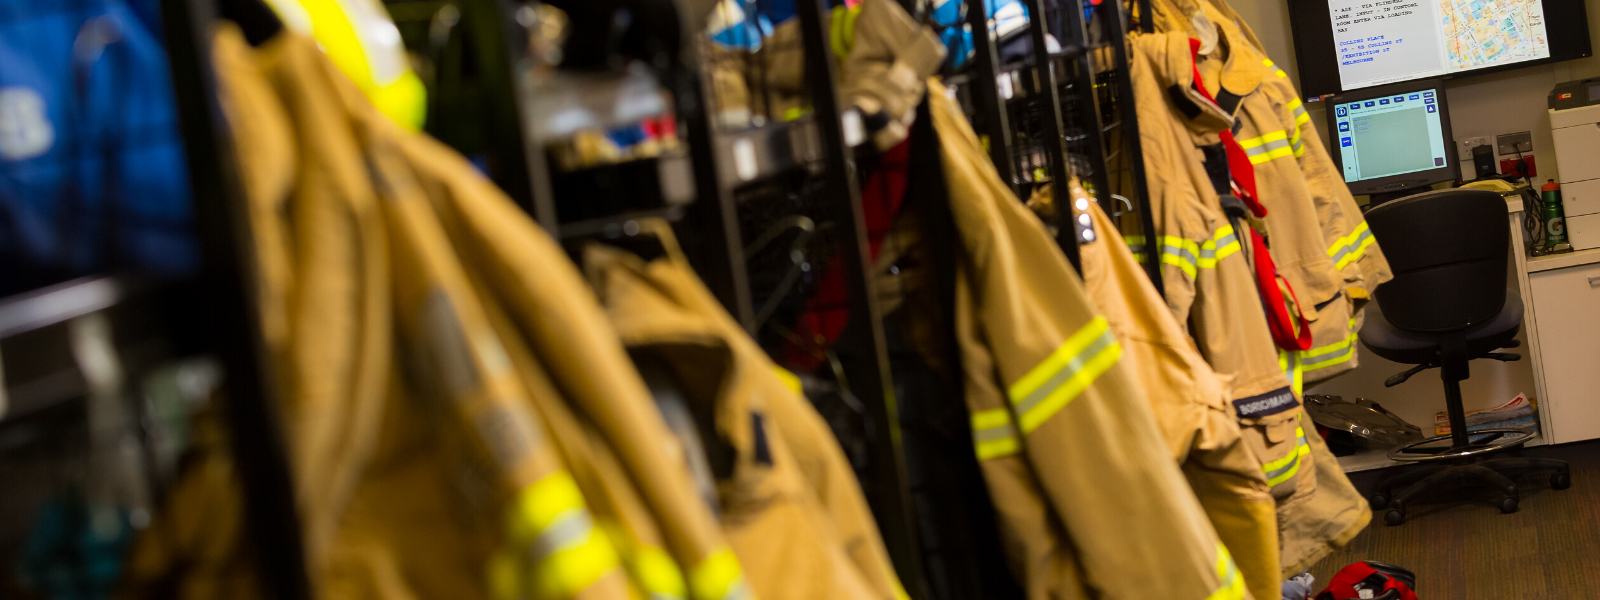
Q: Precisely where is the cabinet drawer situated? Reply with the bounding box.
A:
[1562,178,1600,219]
[1529,261,1600,443]
[1553,123,1600,184]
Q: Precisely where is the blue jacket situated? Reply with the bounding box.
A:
[0,0,195,293]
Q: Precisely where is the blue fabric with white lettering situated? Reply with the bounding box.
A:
[0,0,194,294]
[1232,387,1300,420]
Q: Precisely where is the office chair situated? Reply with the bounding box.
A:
[1357,188,1571,526]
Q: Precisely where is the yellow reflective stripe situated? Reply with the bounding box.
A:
[1328,221,1376,270]
[1261,58,1287,77]
[533,528,624,599]
[1300,318,1360,373]
[1205,543,1247,600]
[1160,236,1201,279]
[772,366,802,394]
[511,472,588,542]
[1236,130,1288,149]
[690,548,752,600]
[1289,126,1305,157]
[1198,225,1241,268]
[1124,235,1150,263]
[1278,350,1304,398]
[1263,425,1312,486]
[633,545,688,600]
[971,407,1020,460]
[1240,130,1294,165]
[1007,318,1121,433]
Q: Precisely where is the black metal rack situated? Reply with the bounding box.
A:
[158,1,314,599]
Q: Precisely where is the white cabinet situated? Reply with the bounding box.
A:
[1528,260,1600,443]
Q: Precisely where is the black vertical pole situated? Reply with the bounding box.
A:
[795,0,927,596]
[482,0,559,230]
[1020,0,1080,271]
[963,0,1018,193]
[159,1,312,599]
[1058,0,1115,221]
[671,39,757,329]
[1102,0,1162,296]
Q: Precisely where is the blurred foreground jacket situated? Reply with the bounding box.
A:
[925,79,1247,600]
[119,25,754,600]
[0,0,195,294]
[584,222,909,600]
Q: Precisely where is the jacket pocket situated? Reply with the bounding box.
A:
[1234,390,1313,501]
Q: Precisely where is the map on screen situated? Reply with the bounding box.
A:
[1331,0,1550,90]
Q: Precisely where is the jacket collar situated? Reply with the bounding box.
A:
[1141,33,1232,143]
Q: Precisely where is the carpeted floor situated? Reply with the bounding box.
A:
[1305,440,1600,599]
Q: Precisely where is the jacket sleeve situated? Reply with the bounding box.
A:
[1281,89,1393,296]
[930,83,1247,600]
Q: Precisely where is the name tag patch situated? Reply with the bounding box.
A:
[1233,387,1299,419]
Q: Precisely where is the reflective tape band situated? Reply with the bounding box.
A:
[633,545,688,600]
[1328,221,1376,270]
[690,548,753,600]
[971,407,1021,460]
[1205,543,1248,600]
[503,472,624,599]
[1239,130,1294,165]
[1263,425,1313,487]
[533,528,624,599]
[1161,236,1201,279]
[489,549,521,600]
[1008,317,1121,433]
[1262,58,1289,79]
[1124,235,1149,263]
[772,366,803,394]
[1288,97,1312,128]
[1289,127,1305,158]
[511,472,589,543]
[1199,225,1241,268]
[1299,318,1360,373]
[1277,350,1304,398]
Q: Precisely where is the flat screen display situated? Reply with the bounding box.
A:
[1288,0,1591,97]
[1331,92,1448,182]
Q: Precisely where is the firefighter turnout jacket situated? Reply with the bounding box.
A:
[1127,30,1372,576]
[929,79,1248,600]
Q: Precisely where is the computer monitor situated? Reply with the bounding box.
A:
[1287,0,1591,97]
[1325,78,1460,201]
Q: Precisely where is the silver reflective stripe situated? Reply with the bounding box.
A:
[1301,340,1354,366]
[973,420,1018,443]
[1330,227,1373,265]
[531,509,594,560]
[1162,243,1197,266]
[1012,329,1117,418]
[721,580,754,600]
[1244,137,1291,156]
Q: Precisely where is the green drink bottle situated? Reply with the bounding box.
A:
[1542,179,1569,248]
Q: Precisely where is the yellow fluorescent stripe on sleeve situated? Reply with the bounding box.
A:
[1328,221,1375,269]
[632,545,688,600]
[1007,318,1121,433]
[1236,130,1288,149]
[534,529,624,600]
[1248,146,1296,164]
[1300,319,1360,372]
[1159,236,1201,279]
[971,407,1020,460]
[1204,543,1247,600]
[772,366,803,394]
[690,548,753,600]
[1263,427,1312,486]
[510,471,589,543]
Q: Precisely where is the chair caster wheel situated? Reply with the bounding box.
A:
[1369,492,1388,510]
[1500,496,1519,514]
[1552,471,1572,490]
[1384,508,1405,526]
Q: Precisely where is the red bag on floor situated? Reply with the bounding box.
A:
[1317,561,1418,600]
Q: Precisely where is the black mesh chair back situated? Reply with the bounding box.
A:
[1365,188,1508,333]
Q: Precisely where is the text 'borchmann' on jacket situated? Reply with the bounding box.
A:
[927,78,1246,600]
